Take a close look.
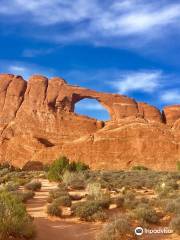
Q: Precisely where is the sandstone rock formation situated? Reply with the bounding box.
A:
[0,73,180,170]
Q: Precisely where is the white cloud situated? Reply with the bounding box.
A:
[161,90,180,104]
[102,4,180,35]
[0,0,180,46]
[0,0,97,25]
[0,61,56,80]
[110,71,162,94]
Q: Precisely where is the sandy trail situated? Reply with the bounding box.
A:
[26,179,100,240]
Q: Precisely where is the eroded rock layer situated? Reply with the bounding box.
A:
[0,74,180,170]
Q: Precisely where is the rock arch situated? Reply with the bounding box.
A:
[74,97,110,120]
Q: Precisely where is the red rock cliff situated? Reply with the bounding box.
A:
[0,74,179,170]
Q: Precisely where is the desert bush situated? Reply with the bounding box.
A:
[72,201,104,221]
[43,164,50,172]
[90,210,107,222]
[58,182,68,191]
[0,191,36,239]
[68,161,89,172]
[165,197,180,214]
[86,182,102,200]
[49,188,69,200]
[19,190,35,203]
[62,171,86,190]
[5,181,20,192]
[170,215,180,235]
[25,180,42,191]
[53,195,72,207]
[47,202,62,217]
[124,191,139,210]
[97,170,180,190]
[96,214,135,240]
[86,182,111,209]
[133,204,160,224]
[49,189,64,199]
[166,179,179,190]
[112,195,124,208]
[96,197,111,209]
[17,177,31,186]
[0,163,18,171]
[0,168,10,177]
[155,179,178,198]
[47,156,69,181]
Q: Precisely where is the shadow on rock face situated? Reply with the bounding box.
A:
[22,161,44,171]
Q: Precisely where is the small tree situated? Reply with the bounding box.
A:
[68,161,89,172]
[0,191,35,239]
[48,156,69,181]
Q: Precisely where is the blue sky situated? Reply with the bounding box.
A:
[1,0,180,120]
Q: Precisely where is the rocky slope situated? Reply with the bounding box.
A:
[0,74,180,170]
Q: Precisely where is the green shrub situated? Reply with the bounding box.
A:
[43,164,50,172]
[124,191,139,210]
[47,156,69,181]
[0,191,36,239]
[155,179,179,198]
[72,201,103,221]
[0,163,18,171]
[0,168,10,177]
[58,182,68,191]
[86,182,102,200]
[54,195,72,207]
[5,181,20,192]
[68,161,89,172]
[113,195,124,208]
[62,171,86,189]
[95,195,111,209]
[90,210,107,222]
[133,204,160,224]
[47,203,62,217]
[165,198,180,214]
[19,191,35,203]
[170,215,180,235]
[86,182,111,209]
[96,214,135,240]
[48,188,69,201]
[25,180,42,191]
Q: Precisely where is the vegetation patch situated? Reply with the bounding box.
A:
[47,202,62,217]
[72,200,106,221]
[0,191,36,240]
[25,180,42,191]
[170,215,180,235]
[96,215,135,240]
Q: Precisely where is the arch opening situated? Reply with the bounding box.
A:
[74,98,110,121]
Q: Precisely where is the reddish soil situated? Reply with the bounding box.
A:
[26,179,101,240]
